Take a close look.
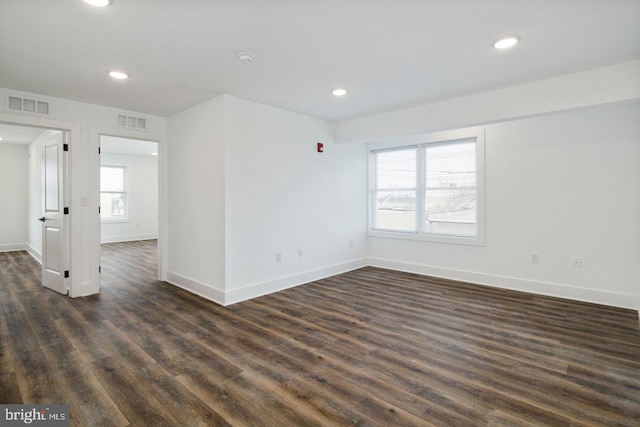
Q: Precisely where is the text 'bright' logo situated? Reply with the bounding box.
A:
[1,405,69,426]
[4,408,47,424]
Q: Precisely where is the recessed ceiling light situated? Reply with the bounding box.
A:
[109,71,129,80]
[493,36,520,49]
[83,0,113,6]
[332,88,347,97]
[238,52,255,64]
[151,152,158,156]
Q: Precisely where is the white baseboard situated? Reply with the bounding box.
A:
[26,244,42,264]
[0,243,43,264]
[101,234,158,244]
[225,258,368,306]
[142,257,640,317]
[167,259,367,307]
[368,257,640,311]
[0,243,26,253]
[165,271,225,306]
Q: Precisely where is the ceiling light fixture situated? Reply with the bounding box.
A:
[151,152,158,156]
[109,71,129,80]
[238,52,255,64]
[493,36,520,49]
[83,0,113,6]
[332,88,347,97]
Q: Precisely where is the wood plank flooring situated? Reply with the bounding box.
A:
[1,239,639,426]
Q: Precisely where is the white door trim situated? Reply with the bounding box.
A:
[92,126,168,289]
[0,113,80,296]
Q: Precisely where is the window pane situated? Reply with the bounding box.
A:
[100,167,125,191]
[100,193,126,219]
[374,190,416,231]
[376,149,416,189]
[424,189,476,237]
[426,142,475,188]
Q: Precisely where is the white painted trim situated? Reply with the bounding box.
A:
[74,282,96,298]
[0,112,78,295]
[165,271,225,306]
[368,257,640,311]
[93,126,168,286]
[224,258,368,306]
[26,243,42,264]
[0,243,27,253]
[101,234,158,244]
[367,129,486,247]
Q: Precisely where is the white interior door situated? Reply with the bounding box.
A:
[40,131,68,295]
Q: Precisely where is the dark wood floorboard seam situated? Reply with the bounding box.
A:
[1,241,639,426]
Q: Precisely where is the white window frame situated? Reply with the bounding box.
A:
[368,128,485,246]
[100,165,129,223]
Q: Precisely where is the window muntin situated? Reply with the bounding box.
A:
[370,135,483,244]
[100,166,127,220]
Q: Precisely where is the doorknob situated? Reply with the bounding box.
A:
[38,217,47,222]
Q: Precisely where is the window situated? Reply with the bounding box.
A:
[100,166,127,220]
[370,132,484,245]
[373,148,417,232]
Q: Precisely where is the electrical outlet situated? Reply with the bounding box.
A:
[298,249,303,257]
[572,257,582,268]
[530,252,540,264]
[275,252,282,263]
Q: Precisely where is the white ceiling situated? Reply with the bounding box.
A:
[0,0,639,122]
[101,135,158,156]
[0,123,47,145]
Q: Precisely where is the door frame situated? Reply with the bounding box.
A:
[0,113,79,296]
[92,127,167,285]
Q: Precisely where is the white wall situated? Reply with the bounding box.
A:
[4,61,637,310]
[0,87,167,297]
[336,61,640,310]
[100,153,158,243]
[365,102,640,309]
[223,95,367,304]
[0,143,28,252]
[166,95,367,305]
[337,60,640,144]
[166,95,226,302]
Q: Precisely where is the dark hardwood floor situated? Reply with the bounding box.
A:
[1,240,639,426]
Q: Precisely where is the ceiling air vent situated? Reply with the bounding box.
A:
[7,96,50,115]
[117,114,146,130]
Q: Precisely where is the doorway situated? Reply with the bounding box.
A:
[99,135,160,286]
[0,123,69,294]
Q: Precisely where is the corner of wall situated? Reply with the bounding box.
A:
[26,244,42,264]
[224,258,368,306]
[165,271,226,306]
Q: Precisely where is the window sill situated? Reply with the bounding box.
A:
[368,229,484,246]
